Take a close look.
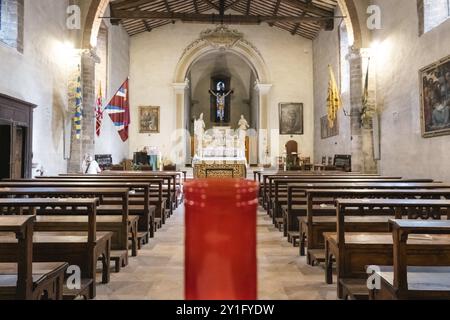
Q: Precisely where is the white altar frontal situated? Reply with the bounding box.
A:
[193,126,248,179]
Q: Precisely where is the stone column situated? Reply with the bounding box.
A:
[347,48,378,173]
[67,49,99,173]
[172,81,190,165]
[254,83,272,165]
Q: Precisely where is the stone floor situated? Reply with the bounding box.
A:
[95,206,337,300]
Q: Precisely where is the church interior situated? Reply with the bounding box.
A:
[1,0,450,302]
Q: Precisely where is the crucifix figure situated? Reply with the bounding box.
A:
[209,81,234,122]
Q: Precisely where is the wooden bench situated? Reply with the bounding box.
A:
[261,173,399,211]
[299,188,450,265]
[0,181,156,242]
[324,198,450,299]
[39,176,169,223]
[0,198,112,299]
[370,219,450,300]
[0,187,134,261]
[0,215,68,300]
[281,182,448,243]
[270,177,433,223]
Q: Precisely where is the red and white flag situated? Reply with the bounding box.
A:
[105,79,130,142]
[96,82,103,136]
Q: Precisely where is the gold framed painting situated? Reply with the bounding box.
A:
[320,115,339,139]
[139,106,160,134]
[420,55,450,138]
[279,103,304,135]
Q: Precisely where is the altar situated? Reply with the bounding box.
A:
[192,116,250,178]
[193,157,247,179]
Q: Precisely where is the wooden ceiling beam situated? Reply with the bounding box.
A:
[269,0,282,27]
[142,19,152,32]
[193,0,200,13]
[107,9,339,25]
[245,0,251,15]
[225,0,246,10]
[281,0,332,16]
[112,0,157,10]
[202,0,220,10]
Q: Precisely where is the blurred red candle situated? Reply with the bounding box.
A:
[184,178,259,300]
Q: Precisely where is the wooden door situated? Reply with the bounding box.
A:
[11,126,25,178]
[0,125,11,179]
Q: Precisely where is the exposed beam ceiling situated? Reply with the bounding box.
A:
[109,0,339,40]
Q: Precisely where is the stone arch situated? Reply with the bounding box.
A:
[173,27,271,85]
[82,0,110,49]
[336,0,363,49]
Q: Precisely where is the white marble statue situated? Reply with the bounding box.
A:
[194,113,206,157]
[237,115,249,157]
[238,115,250,131]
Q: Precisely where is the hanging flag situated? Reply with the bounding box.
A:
[96,81,103,137]
[74,65,83,140]
[105,79,130,142]
[361,58,371,121]
[327,65,341,128]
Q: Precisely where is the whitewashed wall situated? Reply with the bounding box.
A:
[129,23,314,162]
[94,17,130,165]
[372,0,450,181]
[0,0,70,175]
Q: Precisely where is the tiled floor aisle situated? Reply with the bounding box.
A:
[96,206,336,300]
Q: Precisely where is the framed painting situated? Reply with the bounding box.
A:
[279,103,303,135]
[420,55,450,138]
[139,106,160,134]
[320,115,339,139]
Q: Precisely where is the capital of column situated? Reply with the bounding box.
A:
[81,48,100,64]
[172,80,190,94]
[254,83,273,95]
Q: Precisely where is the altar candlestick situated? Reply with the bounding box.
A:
[184,179,259,300]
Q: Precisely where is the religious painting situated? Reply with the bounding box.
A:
[420,55,450,138]
[279,103,303,135]
[320,115,339,139]
[139,106,160,133]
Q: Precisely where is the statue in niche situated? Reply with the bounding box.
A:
[209,81,234,122]
[194,113,206,157]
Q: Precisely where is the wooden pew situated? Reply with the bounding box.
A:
[324,198,450,299]
[32,177,167,227]
[96,171,181,209]
[286,182,450,242]
[271,177,433,221]
[0,215,68,300]
[270,179,436,228]
[370,219,450,300]
[299,188,450,265]
[0,181,156,242]
[265,176,407,217]
[49,175,172,219]
[0,198,112,299]
[261,173,394,210]
[0,187,135,270]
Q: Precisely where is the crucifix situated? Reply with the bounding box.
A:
[209,82,234,123]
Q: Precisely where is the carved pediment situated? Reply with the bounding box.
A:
[200,25,243,50]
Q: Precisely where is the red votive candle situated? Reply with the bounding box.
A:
[184,178,259,300]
